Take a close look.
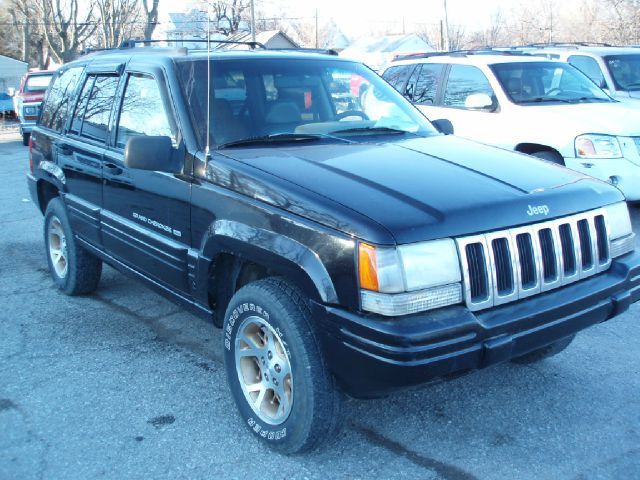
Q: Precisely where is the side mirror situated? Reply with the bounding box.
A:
[464,93,494,110]
[432,118,454,135]
[124,136,174,172]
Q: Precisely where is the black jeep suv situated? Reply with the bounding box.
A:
[27,43,639,453]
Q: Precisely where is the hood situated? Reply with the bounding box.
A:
[516,101,640,137]
[614,90,640,101]
[221,135,623,244]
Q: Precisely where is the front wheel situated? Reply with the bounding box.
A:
[223,278,341,453]
[22,132,30,146]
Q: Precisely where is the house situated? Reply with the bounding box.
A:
[340,34,433,71]
[0,55,28,94]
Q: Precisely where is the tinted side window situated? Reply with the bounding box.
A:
[443,65,494,108]
[69,76,94,135]
[116,74,174,149]
[81,75,120,142]
[40,67,83,132]
[568,55,605,87]
[382,65,413,90]
[405,64,443,104]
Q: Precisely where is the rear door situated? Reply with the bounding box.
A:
[57,71,121,246]
[101,68,192,293]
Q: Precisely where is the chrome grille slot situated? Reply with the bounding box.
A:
[456,208,611,312]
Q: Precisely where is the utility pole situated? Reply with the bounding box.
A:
[315,9,319,48]
[443,0,450,51]
[251,0,256,42]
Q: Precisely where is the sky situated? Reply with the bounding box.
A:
[160,0,508,39]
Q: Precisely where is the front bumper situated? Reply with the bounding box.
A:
[313,251,640,398]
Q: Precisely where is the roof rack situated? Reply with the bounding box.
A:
[392,48,532,62]
[268,47,339,56]
[118,38,266,50]
[523,42,615,48]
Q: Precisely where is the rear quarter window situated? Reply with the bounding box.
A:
[40,67,83,133]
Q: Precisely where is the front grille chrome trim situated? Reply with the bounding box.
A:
[456,208,610,312]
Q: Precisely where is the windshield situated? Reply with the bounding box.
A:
[604,54,640,91]
[24,74,53,93]
[491,61,611,105]
[176,57,437,148]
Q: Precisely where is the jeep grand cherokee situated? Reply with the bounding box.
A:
[27,43,639,453]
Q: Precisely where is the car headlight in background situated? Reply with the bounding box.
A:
[575,134,622,159]
[604,201,635,258]
[358,239,462,316]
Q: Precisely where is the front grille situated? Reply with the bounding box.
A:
[456,209,611,311]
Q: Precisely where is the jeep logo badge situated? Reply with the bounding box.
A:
[527,204,550,216]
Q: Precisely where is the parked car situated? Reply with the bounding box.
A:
[0,92,14,117]
[28,44,639,453]
[382,52,640,201]
[14,70,55,145]
[520,44,640,105]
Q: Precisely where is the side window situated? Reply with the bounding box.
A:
[404,64,443,105]
[116,74,174,149]
[568,55,606,87]
[69,75,120,142]
[40,67,83,132]
[443,65,495,108]
[382,65,413,90]
[81,76,120,142]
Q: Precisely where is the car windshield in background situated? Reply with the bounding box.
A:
[176,58,437,148]
[491,62,611,105]
[605,54,640,91]
[25,74,53,93]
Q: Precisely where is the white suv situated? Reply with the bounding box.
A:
[382,53,640,201]
[523,44,640,105]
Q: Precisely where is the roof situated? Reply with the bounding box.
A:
[0,54,27,66]
[390,53,552,68]
[225,30,299,49]
[531,46,640,56]
[341,34,431,54]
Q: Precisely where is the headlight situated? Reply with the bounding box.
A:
[358,239,462,316]
[604,201,635,257]
[575,134,622,159]
[23,106,37,116]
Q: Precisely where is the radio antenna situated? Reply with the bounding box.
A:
[205,1,212,161]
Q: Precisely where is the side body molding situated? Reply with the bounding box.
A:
[200,219,339,304]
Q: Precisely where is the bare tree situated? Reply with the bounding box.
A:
[35,0,98,63]
[96,0,140,48]
[210,0,251,35]
[7,0,32,62]
[142,0,159,40]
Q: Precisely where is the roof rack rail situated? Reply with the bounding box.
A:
[118,38,267,50]
[523,42,615,48]
[268,47,339,56]
[392,48,532,62]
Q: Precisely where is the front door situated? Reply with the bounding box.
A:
[101,70,191,293]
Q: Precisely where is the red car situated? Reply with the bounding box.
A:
[14,70,55,145]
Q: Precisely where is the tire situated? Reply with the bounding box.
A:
[223,278,341,454]
[531,150,564,165]
[22,132,30,146]
[511,335,575,364]
[44,198,102,295]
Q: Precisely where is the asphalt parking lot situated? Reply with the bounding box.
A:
[1,131,639,480]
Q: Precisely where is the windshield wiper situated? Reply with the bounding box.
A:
[218,133,334,149]
[524,97,572,104]
[329,126,413,136]
[566,96,610,103]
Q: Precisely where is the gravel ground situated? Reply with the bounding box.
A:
[1,132,639,480]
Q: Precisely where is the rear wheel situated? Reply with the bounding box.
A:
[223,278,341,453]
[531,150,564,165]
[512,335,575,364]
[44,198,102,295]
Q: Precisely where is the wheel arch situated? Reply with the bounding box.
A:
[515,143,563,158]
[201,220,339,326]
[36,177,62,214]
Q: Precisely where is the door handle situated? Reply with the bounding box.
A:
[58,144,72,156]
[103,162,123,176]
